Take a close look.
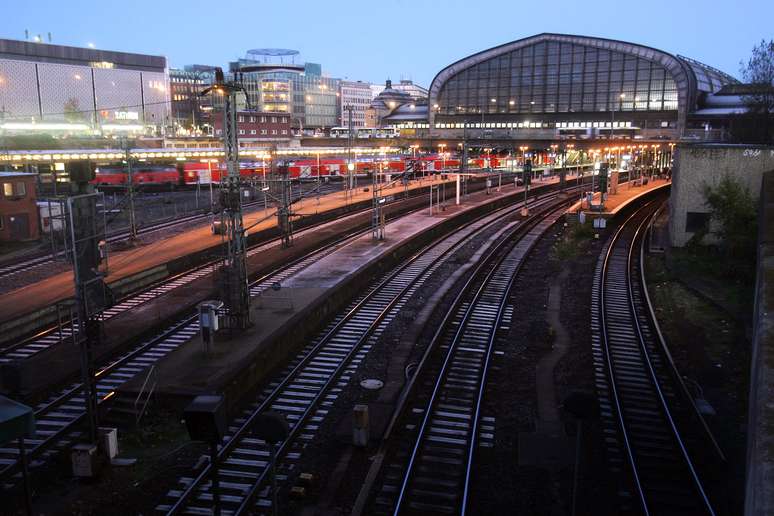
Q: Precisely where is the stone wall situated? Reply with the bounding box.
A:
[744,170,774,516]
[669,144,774,247]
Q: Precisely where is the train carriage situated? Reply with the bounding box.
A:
[92,165,179,188]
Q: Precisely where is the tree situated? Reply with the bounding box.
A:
[739,39,774,144]
[702,176,758,280]
[63,97,84,123]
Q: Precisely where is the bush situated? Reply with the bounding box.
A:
[702,176,758,280]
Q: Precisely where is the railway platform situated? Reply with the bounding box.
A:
[565,177,670,220]
[4,178,562,401]
[118,177,562,412]
[1,188,434,398]
[0,177,454,339]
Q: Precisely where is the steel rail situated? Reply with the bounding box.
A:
[0,182,338,278]
[165,186,549,515]
[391,199,567,515]
[0,186,406,362]
[598,200,715,515]
[0,219,379,484]
[639,206,725,462]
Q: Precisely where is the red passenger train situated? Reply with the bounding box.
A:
[90,154,508,189]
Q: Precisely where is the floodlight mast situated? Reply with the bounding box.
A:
[201,69,250,330]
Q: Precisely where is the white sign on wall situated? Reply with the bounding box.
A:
[114,111,139,120]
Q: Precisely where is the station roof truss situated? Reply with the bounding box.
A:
[428,33,739,135]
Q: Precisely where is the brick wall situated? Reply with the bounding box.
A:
[0,174,39,242]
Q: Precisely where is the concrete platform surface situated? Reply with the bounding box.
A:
[566,178,670,218]
[5,188,436,398]
[0,177,455,326]
[133,177,560,405]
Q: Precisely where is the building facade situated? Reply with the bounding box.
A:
[0,172,39,242]
[369,83,385,100]
[231,52,340,132]
[339,80,372,127]
[0,38,169,135]
[213,110,292,143]
[428,33,738,141]
[392,79,428,100]
[169,66,216,135]
[366,79,413,128]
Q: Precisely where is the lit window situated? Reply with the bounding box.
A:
[282,130,287,135]
[238,116,244,122]
[2,183,12,197]
[239,129,245,135]
[250,129,256,135]
[271,129,277,135]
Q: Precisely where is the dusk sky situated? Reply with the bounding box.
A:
[4,0,772,87]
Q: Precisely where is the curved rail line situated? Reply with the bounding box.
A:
[159,189,580,515]
[591,200,721,515]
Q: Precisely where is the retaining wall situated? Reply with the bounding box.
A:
[744,169,774,516]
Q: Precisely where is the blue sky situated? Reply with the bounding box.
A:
[4,0,772,87]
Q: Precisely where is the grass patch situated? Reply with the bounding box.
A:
[660,245,754,323]
[647,275,742,364]
[114,408,203,482]
[552,222,596,261]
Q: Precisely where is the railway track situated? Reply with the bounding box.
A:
[0,182,338,280]
[0,176,532,488]
[0,179,583,502]
[367,200,568,516]
[0,219,373,490]
[590,200,724,515]
[158,189,578,515]
[0,186,401,363]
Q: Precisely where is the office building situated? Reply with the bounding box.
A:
[339,80,372,128]
[0,37,169,135]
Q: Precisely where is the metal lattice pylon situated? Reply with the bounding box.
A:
[204,70,251,330]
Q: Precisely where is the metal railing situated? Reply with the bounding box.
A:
[133,365,158,425]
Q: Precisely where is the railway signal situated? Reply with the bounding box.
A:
[522,159,532,216]
[599,162,609,195]
[65,161,110,458]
